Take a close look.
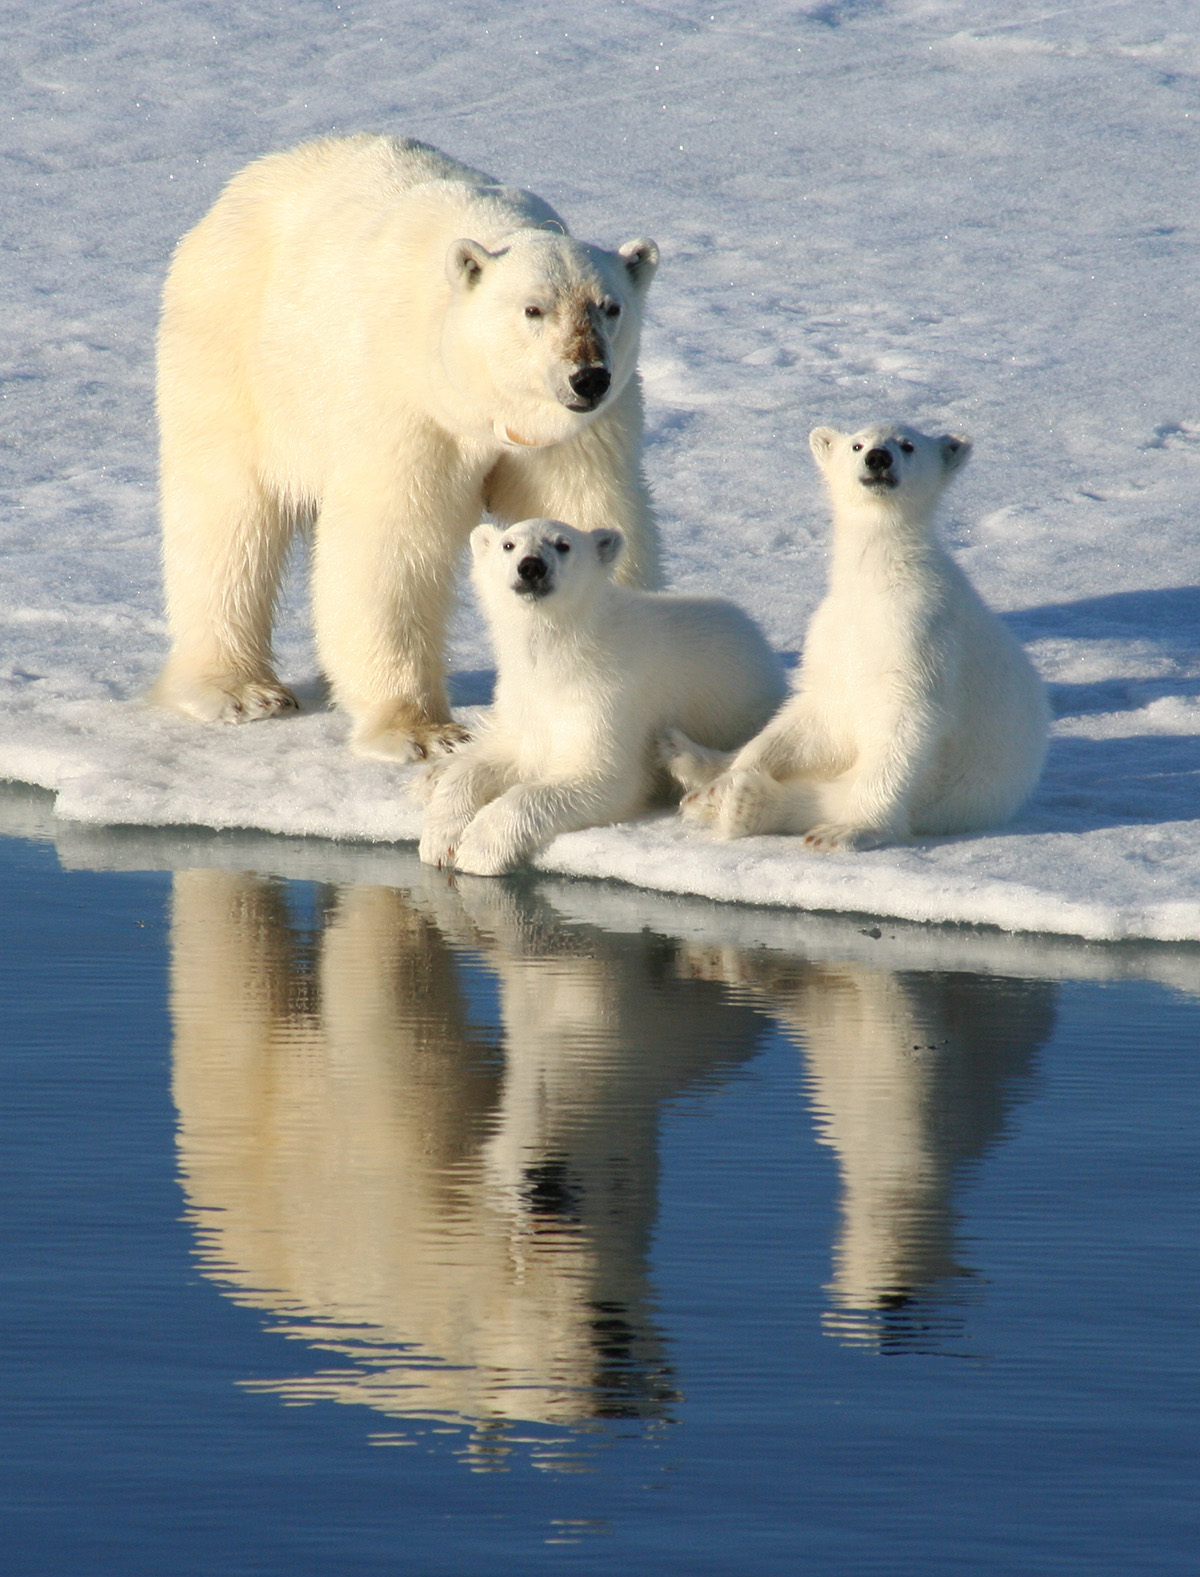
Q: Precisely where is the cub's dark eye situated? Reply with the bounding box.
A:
[524,305,544,319]
[900,441,914,455]
[603,300,621,318]
[852,442,863,452]
[502,541,515,552]
[554,539,571,554]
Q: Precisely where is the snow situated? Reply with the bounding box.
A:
[2,0,1198,941]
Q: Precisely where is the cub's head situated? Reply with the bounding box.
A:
[444,230,658,450]
[470,519,624,619]
[809,423,971,515]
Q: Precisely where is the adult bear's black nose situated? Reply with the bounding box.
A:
[864,447,892,473]
[517,555,547,584]
[568,365,611,407]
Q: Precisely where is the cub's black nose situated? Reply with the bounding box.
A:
[517,555,547,584]
[864,447,892,473]
[568,365,611,406]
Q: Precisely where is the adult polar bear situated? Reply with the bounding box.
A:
[152,135,661,760]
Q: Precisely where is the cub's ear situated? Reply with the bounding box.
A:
[618,238,659,287]
[447,239,492,288]
[470,523,498,561]
[941,434,972,473]
[593,528,625,567]
[809,426,842,468]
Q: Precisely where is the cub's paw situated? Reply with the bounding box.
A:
[679,777,727,827]
[452,832,520,878]
[451,804,526,877]
[716,770,781,839]
[408,756,454,804]
[418,819,462,869]
[658,728,732,795]
[802,822,891,853]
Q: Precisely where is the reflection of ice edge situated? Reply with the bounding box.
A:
[7,780,1196,997]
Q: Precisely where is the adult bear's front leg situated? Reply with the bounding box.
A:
[312,453,481,762]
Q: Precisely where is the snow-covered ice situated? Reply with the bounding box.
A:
[2,0,1198,940]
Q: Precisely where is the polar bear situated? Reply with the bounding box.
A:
[151,134,661,760]
[666,422,1050,849]
[418,518,787,875]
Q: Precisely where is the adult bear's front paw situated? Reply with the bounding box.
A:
[352,706,471,763]
[152,669,299,724]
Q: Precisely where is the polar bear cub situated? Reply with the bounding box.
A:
[418,519,787,875]
[666,423,1049,850]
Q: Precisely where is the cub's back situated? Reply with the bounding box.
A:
[613,591,787,749]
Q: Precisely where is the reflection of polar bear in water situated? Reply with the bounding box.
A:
[668,423,1050,849]
[168,865,765,1435]
[419,518,786,874]
[152,134,661,761]
[680,940,1053,1346]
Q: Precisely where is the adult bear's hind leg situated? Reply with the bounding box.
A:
[153,458,298,724]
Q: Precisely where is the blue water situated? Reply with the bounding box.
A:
[2,798,1199,1576]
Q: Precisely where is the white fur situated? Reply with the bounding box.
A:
[151,134,661,760]
[667,422,1050,850]
[418,518,787,874]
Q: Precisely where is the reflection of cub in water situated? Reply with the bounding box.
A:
[682,944,1054,1347]
[169,869,765,1435]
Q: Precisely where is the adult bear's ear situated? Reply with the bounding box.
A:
[447,239,491,288]
[470,523,496,560]
[809,426,841,469]
[593,528,625,566]
[618,238,659,287]
[940,434,972,473]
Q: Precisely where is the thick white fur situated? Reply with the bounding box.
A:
[667,422,1050,850]
[152,134,661,760]
[418,518,787,875]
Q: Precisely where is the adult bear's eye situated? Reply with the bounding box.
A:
[554,540,571,554]
[524,305,543,319]
[900,441,914,454]
[603,300,621,318]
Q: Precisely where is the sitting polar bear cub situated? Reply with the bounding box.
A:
[418,519,787,875]
[666,422,1050,850]
[152,134,661,762]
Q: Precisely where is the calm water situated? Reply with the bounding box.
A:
[2,785,1199,1576]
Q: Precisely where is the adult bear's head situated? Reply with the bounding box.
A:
[442,228,658,450]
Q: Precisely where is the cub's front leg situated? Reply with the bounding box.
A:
[418,751,515,869]
[453,777,625,877]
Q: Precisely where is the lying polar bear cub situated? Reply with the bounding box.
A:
[418,519,786,875]
[665,422,1050,851]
